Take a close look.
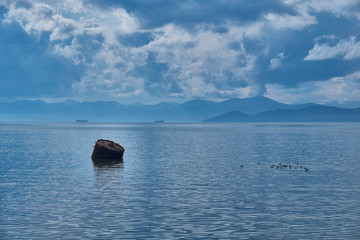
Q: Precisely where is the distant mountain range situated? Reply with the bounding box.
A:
[0,96,359,122]
[204,106,360,122]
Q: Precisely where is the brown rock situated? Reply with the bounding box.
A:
[91,139,125,162]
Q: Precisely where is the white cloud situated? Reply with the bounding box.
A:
[241,4,317,40]
[57,0,86,14]
[2,0,140,43]
[307,0,360,20]
[265,71,360,104]
[305,36,360,60]
[143,24,259,99]
[283,0,360,21]
[86,8,140,44]
[53,42,82,64]
[72,39,149,99]
[5,2,55,34]
[264,9,316,31]
[269,52,286,70]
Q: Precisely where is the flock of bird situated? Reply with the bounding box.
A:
[271,162,309,171]
[239,162,309,171]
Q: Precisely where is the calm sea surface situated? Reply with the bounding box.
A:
[0,122,359,239]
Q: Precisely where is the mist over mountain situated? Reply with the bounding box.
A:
[0,97,358,122]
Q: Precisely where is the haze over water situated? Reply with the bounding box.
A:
[1,122,359,239]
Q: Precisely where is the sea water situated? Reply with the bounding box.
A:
[0,122,359,239]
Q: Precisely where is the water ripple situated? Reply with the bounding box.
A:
[0,123,360,239]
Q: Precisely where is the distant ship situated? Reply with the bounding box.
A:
[154,120,165,123]
[76,120,88,123]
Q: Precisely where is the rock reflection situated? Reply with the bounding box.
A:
[92,159,124,168]
[93,158,124,183]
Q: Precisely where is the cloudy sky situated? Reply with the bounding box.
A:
[0,0,359,104]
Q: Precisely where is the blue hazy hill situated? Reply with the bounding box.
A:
[325,101,360,109]
[161,96,315,121]
[204,106,360,122]
[0,97,358,122]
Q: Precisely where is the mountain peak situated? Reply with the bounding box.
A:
[183,99,215,106]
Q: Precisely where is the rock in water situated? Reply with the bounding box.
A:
[91,139,125,163]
